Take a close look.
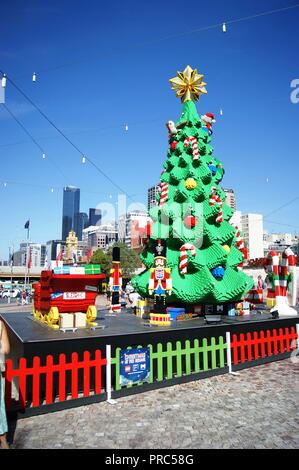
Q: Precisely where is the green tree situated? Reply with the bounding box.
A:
[90,249,110,276]
[132,67,253,305]
[106,242,138,279]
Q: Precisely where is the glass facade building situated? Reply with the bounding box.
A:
[74,212,89,241]
[62,186,80,240]
[89,208,102,226]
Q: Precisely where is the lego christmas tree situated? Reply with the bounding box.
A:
[132,65,254,306]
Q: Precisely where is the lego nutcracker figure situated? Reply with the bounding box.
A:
[148,239,172,314]
[109,246,122,313]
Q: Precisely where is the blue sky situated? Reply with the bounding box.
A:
[0,0,299,259]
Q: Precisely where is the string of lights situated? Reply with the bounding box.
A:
[5,3,299,79]
[0,69,138,203]
[2,104,68,182]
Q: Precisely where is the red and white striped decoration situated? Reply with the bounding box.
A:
[232,224,247,259]
[209,188,222,223]
[184,136,199,160]
[179,243,196,274]
[266,249,281,298]
[159,182,169,206]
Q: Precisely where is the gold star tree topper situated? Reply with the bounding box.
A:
[169,65,207,103]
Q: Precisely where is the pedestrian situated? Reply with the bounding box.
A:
[257,275,264,290]
[128,291,141,315]
[0,319,10,449]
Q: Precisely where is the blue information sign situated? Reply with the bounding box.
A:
[120,347,150,386]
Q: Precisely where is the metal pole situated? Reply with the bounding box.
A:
[106,344,117,405]
[9,244,14,305]
[25,222,30,292]
[226,331,240,376]
[8,246,11,304]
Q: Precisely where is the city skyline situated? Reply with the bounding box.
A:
[1,1,299,259]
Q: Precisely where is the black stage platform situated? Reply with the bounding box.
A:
[1,308,298,361]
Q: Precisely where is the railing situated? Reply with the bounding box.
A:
[230,327,298,366]
[4,350,107,412]
[3,323,298,415]
[110,337,227,391]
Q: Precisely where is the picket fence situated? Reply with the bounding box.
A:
[3,324,299,415]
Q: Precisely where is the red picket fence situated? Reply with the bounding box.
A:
[231,327,298,365]
[4,350,106,411]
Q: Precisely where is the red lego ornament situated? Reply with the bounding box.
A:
[184,215,197,229]
[170,141,178,152]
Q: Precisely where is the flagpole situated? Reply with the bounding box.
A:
[24,220,30,292]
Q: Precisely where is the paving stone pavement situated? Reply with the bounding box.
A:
[9,359,299,449]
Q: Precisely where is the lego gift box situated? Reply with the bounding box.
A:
[166,307,186,321]
[84,264,101,275]
[53,266,71,275]
[59,312,86,328]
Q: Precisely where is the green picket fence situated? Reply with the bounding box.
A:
[110,336,227,392]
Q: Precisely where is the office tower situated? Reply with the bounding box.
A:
[89,208,102,226]
[147,185,160,210]
[74,212,89,241]
[62,186,80,240]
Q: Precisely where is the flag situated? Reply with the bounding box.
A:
[27,247,32,269]
[9,253,14,267]
[24,220,30,229]
[56,244,63,267]
[87,247,92,263]
[72,249,77,265]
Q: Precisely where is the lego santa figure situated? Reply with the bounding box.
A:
[201,113,216,135]
[148,239,172,313]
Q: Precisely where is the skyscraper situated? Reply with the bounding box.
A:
[147,184,160,210]
[74,212,89,241]
[223,188,236,210]
[89,208,102,226]
[62,186,80,240]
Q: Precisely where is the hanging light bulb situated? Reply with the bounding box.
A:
[1,74,7,88]
[220,109,223,116]
[32,72,37,82]
[222,22,227,33]
[82,156,86,163]
[3,182,7,187]
[109,194,112,199]
[42,153,46,159]
[51,188,54,193]
[125,124,129,131]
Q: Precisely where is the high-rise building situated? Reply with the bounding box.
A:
[82,224,118,250]
[62,186,80,241]
[118,210,150,248]
[13,243,46,267]
[74,212,89,241]
[223,188,236,210]
[46,240,65,264]
[241,213,264,259]
[148,185,160,210]
[89,208,102,226]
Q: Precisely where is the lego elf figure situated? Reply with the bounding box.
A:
[132,65,253,306]
[148,240,172,313]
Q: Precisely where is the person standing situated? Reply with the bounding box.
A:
[0,319,10,449]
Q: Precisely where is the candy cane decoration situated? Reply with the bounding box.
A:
[159,182,168,206]
[265,249,297,316]
[282,248,297,307]
[179,243,196,274]
[232,225,247,259]
[209,188,222,223]
[184,136,199,160]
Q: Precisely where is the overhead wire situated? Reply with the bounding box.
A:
[2,103,69,182]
